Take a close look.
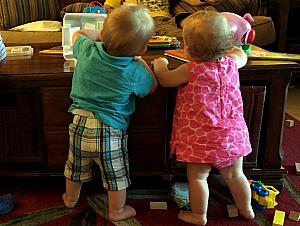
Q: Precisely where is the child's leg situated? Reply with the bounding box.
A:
[63,179,82,208]
[219,157,254,220]
[108,189,136,221]
[178,163,211,225]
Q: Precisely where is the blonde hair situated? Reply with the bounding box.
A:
[101,5,155,56]
[182,10,233,61]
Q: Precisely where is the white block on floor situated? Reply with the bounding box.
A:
[227,205,238,217]
[150,201,167,210]
[295,162,300,175]
[288,210,300,221]
[285,119,295,127]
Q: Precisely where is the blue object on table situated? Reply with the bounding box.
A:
[83,1,106,14]
[0,194,15,215]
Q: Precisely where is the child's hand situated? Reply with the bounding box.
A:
[152,57,169,73]
[227,46,248,69]
[152,57,169,65]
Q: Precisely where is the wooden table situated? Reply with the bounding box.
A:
[0,44,299,188]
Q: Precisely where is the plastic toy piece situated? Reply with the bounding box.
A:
[5,46,33,57]
[227,205,238,217]
[222,12,255,46]
[147,36,181,49]
[83,1,107,14]
[250,181,279,209]
[241,44,252,55]
[288,210,300,221]
[62,13,107,60]
[150,201,167,210]
[295,163,300,175]
[272,210,285,226]
[284,119,295,127]
[0,194,15,215]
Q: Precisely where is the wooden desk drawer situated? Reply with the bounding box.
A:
[45,129,68,170]
[42,87,167,128]
[41,87,72,126]
[130,87,167,128]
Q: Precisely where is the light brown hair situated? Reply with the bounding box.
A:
[101,4,155,56]
[182,10,233,61]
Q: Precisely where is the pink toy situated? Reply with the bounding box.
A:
[221,12,255,46]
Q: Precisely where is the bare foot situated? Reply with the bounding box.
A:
[62,193,79,208]
[178,211,207,225]
[109,205,136,221]
[239,208,255,220]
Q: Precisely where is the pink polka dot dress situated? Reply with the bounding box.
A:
[170,57,252,169]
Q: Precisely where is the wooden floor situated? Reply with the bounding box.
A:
[286,84,300,120]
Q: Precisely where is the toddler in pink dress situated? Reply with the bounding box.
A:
[153,10,254,225]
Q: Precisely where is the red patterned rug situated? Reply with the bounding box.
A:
[0,114,299,226]
[282,114,300,190]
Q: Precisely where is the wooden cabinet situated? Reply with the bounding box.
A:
[0,48,298,187]
[241,86,266,168]
[41,87,71,171]
[40,86,170,174]
[0,89,44,171]
[39,85,266,173]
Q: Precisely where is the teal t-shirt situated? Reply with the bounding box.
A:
[69,35,155,130]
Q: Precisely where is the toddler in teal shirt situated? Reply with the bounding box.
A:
[63,5,157,222]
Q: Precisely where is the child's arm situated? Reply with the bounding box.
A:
[72,29,101,45]
[152,58,189,87]
[226,46,248,69]
[135,56,158,94]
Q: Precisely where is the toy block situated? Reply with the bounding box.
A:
[227,205,238,217]
[272,210,285,226]
[150,201,167,210]
[284,119,294,127]
[288,210,300,221]
[250,181,279,209]
[296,163,300,175]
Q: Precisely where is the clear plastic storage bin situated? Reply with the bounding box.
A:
[62,13,107,60]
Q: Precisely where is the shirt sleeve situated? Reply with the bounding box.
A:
[73,35,94,59]
[131,63,155,98]
[104,0,122,9]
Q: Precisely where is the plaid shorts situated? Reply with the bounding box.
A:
[64,113,131,191]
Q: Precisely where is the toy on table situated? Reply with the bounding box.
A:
[250,180,279,210]
[222,12,255,54]
[147,36,180,49]
[83,1,107,14]
[62,13,107,60]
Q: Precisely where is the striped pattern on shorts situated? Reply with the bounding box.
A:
[64,114,131,191]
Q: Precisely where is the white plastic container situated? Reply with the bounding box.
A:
[5,46,33,56]
[62,13,107,60]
